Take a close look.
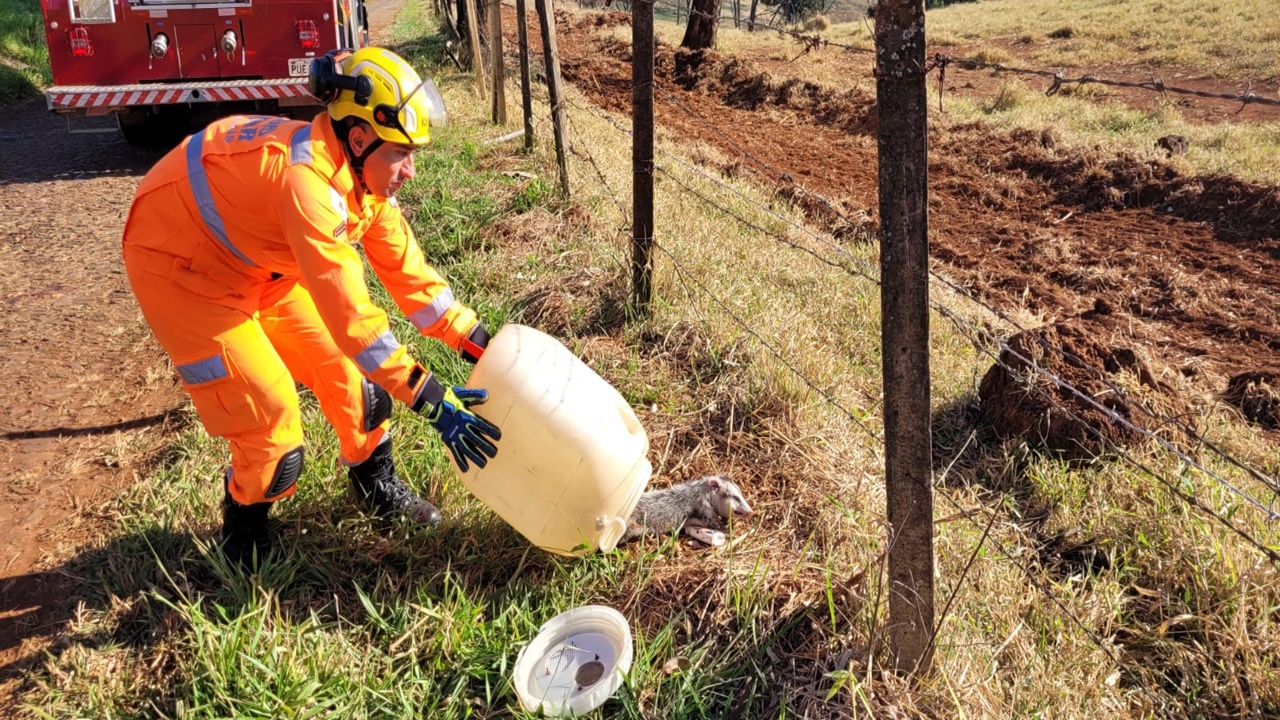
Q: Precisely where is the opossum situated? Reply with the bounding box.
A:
[621,475,754,543]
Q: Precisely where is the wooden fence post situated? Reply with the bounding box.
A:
[631,0,654,314]
[464,0,486,99]
[515,0,534,149]
[488,0,507,123]
[875,0,934,677]
[534,0,570,196]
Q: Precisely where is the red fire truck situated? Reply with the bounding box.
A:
[41,0,369,145]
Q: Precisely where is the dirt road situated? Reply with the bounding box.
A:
[0,102,185,706]
[0,0,405,708]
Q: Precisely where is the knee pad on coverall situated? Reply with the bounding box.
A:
[227,446,305,502]
[362,379,393,432]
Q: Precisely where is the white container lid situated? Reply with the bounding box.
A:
[512,605,633,716]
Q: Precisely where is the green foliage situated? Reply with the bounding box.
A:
[0,0,51,105]
[759,0,827,24]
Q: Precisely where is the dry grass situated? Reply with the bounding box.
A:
[920,0,1280,80]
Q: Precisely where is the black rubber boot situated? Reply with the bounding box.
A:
[349,441,443,526]
[220,490,273,570]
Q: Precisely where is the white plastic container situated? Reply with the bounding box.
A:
[461,324,652,555]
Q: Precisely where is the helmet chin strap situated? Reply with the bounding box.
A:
[332,119,385,194]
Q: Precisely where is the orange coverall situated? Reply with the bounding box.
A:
[122,113,481,506]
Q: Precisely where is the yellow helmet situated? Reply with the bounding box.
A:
[317,47,446,147]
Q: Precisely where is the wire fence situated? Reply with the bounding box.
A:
[647,87,1280,508]
[633,0,1280,113]
[551,86,1279,701]
[563,81,1280,544]
[562,93,1156,690]
[493,5,1280,696]
[930,55,1280,113]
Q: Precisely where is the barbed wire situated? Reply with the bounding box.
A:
[564,111,632,223]
[931,54,1280,114]
[648,115,1276,515]
[568,91,874,287]
[572,94,1280,554]
[651,232,886,456]
[655,208,1174,698]
[933,304,1280,562]
[514,11,1280,698]
[666,145,1280,555]
[571,2,1278,114]
[560,94,887,452]
[568,91,1280,512]
[550,31,1280,566]
[553,81,1280,699]
[653,85,1280,499]
[658,140,1280,541]
[923,273,1280,500]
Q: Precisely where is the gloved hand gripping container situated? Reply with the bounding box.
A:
[459,324,652,555]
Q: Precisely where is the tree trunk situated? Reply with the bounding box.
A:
[681,0,719,49]
[747,0,759,31]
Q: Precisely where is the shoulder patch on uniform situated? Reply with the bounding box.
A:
[333,220,348,238]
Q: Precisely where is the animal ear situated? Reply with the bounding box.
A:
[706,476,721,490]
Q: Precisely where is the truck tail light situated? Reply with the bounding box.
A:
[151,32,169,58]
[68,27,93,57]
[296,20,319,50]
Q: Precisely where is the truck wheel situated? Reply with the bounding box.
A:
[117,110,189,148]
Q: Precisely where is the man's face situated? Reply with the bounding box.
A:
[362,141,416,198]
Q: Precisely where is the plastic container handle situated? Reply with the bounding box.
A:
[596,515,628,552]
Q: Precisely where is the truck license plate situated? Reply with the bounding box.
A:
[288,58,311,77]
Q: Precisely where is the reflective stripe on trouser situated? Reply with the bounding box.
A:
[123,219,388,505]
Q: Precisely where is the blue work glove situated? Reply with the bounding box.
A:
[412,376,501,473]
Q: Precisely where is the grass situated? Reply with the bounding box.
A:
[0,0,49,105]
[921,0,1280,80]
[936,78,1280,185]
[17,0,1280,718]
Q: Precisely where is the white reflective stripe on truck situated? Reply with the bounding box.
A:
[48,81,311,110]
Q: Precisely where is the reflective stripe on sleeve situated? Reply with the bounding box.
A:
[185,133,257,267]
[355,331,401,374]
[289,125,313,165]
[408,288,455,331]
[177,354,229,385]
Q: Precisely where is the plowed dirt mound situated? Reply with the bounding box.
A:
[977,303,1175,458]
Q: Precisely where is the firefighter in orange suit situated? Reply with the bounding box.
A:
[122,47,501,568]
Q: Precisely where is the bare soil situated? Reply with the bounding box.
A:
[512,9,1280,452]
[0,102,186,711]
